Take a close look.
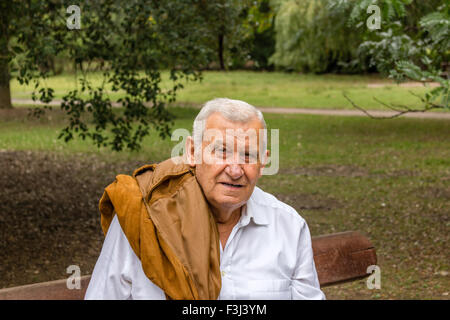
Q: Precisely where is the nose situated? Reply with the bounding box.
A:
[224,163,244,180]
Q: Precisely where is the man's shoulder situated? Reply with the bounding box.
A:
[250,186,306,227]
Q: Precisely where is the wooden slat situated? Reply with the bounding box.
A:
[0,231,376,299]
[312,231,377,287]
[0,276,91,300]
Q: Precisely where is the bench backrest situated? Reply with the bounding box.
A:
[0,231,376,299]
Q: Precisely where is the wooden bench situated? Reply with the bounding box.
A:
[0,231,376,299]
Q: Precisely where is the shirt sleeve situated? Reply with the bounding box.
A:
[84,215,165,300]
[291,220,326,300]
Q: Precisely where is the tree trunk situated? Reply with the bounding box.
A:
[218,32,225,70]
[0,59,12,109]
[0,86,12,109]
[0,3,12,109]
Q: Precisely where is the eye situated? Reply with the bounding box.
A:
[214,146,227,158]
[240,151,258,163]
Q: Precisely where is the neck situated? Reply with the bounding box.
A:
[212,206,241,227]
[212,206,243,249]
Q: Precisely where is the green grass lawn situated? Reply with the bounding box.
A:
[1,107,448,299]
[10,71,440,110]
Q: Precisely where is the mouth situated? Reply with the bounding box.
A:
[220,182,244,189]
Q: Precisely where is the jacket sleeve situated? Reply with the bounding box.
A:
[84,215,165,300]
[291,220,326,300]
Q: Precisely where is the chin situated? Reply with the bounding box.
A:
[215,195,246,209]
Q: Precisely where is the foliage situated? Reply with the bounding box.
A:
[195,0,252,70]
[269,0,367,73]
[197,0,276,71]
[2,0,221,151]
[235,0,276,70]
[350,0,449,114]
[268,0,448,112]
[269,0,448,82]
[347,0,411,24]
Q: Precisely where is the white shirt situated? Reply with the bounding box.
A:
[85,186,326,300]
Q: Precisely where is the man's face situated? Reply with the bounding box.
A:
[187,112,268,214]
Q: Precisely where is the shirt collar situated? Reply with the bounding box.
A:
[239,194,269,227]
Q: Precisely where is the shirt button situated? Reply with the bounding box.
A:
[221,270,226,277]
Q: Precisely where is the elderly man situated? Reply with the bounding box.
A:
[85,98,325,300]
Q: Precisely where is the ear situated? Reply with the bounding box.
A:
[185,136,196,167]
[259,149,270,176]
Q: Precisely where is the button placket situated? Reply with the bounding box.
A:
[228,223,246,300]
[222,221,244,276]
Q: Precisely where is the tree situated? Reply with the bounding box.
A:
[242,0,276,70]
[196,0,252,70]
[0,1,14,109]
[269,0,367,73]
[1,0,218,151]
[345,0,449,117]
[206,0,276,70]
[268,0,448,113]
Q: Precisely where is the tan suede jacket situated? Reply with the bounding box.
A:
[98,157,221,300]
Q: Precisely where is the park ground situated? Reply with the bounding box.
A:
[1,71,449,299]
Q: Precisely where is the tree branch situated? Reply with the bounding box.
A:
[343,92,444,120]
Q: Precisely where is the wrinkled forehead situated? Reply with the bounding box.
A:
[202,113,264,148]
[205,112,263,134]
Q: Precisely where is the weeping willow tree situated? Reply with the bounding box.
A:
[269,0,364,73]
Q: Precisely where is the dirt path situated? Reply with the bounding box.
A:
[257,107,450,119]
[12,99,450,120]
[367,81,440,88]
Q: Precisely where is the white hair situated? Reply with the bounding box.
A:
[192,98,267,158]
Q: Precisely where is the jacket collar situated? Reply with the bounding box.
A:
[133,157,193,201]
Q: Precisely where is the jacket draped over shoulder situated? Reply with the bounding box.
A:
[98,157,221,300]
